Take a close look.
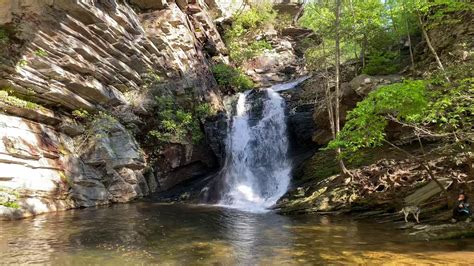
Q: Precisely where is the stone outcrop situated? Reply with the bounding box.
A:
[0,0,233,219]
[240,22,317,87]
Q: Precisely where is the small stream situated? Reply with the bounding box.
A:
[1,203,474,264]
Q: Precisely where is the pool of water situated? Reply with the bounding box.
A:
[1,203,474,264]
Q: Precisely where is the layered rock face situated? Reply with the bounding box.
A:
[241,27,314,87]
[0,0,229,219]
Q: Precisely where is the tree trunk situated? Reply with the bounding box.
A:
[404,17,415,69]
[334,0,351,176]
[349,0,359,62]
[292,0,306,26]
[388,12,402,66]
[416,134,450,207]
[417,13,449,82]
[360,34,367,68]
[322,40,336,139]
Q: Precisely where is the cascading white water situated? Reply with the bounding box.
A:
[218,88,292,212]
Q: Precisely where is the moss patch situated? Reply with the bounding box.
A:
[0,89,44,111]
[0,187,20,209]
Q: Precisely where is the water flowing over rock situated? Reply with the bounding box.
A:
[218,89,292,212]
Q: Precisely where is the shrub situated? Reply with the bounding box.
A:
[328,80,427,158]
[195,103,216,119]
[150,95,213,145]
[0,29,8,45]
[34,48,48,57]
[228,3,276,37]
[212,63,254,91]
[225,3,276,63]
[72,109,91,119]
[0,188,20,209]
[72,110,120,152]
[17,59,28,68]
[362,52,400,75]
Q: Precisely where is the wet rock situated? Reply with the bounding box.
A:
[203,112,228,165]
[154,143,218,191]
[408,223,474,241]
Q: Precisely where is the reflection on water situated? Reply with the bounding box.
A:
[1,203,474,264]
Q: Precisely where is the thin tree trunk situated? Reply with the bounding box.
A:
[293,0,306,26]
[322,40,336,138]
[388,12,402,66]
[416,134,450,207]
[417,13,449,82]
[349,0,359,62]
[404,17,415,69]
[360,34,367,68]
[334,0,350,176]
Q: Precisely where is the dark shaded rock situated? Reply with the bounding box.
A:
[288,105,316,147]
[203,112,228,165]
[153,142,218,191]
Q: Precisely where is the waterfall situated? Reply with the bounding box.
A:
[218,88,292,212]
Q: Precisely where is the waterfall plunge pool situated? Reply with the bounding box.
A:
[3,78,473,264]
[1,202,474,264]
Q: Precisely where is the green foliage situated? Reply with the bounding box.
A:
[227,3,276,38]
[275,13,294,31]
[34,48,48,57]
[362,52,400,75]
[59,171,73,188]
[150,95,214,145]
[90,112,119,135]
[303,39,361,71]
[195,103,216,119]
[423,78,474,132]
[0,188,20,209]
[400,0,472,27]
[72,109,91,119]
[17,59,28,68]
[2,201,19,209]
[225,3,276,63]
[0,29,8,45]
[328,80,428,158]
[300,0,390,68]
[329,73,473,162]
[72,110,120,152]
[144,69,162,85]
[212,63,254,91]
[0,89,44,110]
[300,0,470,75]
[230,40,272,63]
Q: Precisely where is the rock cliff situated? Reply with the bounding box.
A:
[0,0,233,219]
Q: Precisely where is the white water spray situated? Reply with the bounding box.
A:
[218,88,292,212]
